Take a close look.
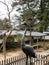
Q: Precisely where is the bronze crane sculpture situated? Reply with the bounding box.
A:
[21,23,37,65]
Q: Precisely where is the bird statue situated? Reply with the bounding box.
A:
[21,23,37,65]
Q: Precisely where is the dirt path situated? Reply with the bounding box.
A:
[0,48,45,61]
[0,48,24,61]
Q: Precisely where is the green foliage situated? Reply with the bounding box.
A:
[37,0,49,31]
[0,19,3,22]
[22,8,36,27]
[3,18,9,22]
[1,18,11,29]
[12,2,18,7]
[16,34,22,42]
[7,36,14,43]
[22,8,34,20]
[6,36,15,49]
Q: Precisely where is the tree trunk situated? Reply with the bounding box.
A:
[3,34,6,61]
[8,12,12,29]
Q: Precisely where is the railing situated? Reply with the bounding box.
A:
[0,55,49,65]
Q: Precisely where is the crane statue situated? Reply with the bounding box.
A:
[21,23,37,65]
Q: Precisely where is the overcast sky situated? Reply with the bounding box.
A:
[0,0,7,19]
[0,0,20,20]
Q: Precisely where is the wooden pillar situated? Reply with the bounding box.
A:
[37,37,38,50]
[44,36,45,46]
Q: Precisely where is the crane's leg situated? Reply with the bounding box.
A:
[30,57,31,65]
[26,55,28,65]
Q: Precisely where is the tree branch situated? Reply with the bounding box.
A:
[0,1,14,16]
[0,1,9,12]
[9,7,14,13]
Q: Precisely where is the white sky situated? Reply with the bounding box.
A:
[0,0,20,20]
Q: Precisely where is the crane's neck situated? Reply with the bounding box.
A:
[21,28,27,47]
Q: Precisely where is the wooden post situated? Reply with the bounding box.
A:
[44,36,45,46]
[37,37,38,50]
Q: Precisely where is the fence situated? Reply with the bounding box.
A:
[0,55,49,65]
